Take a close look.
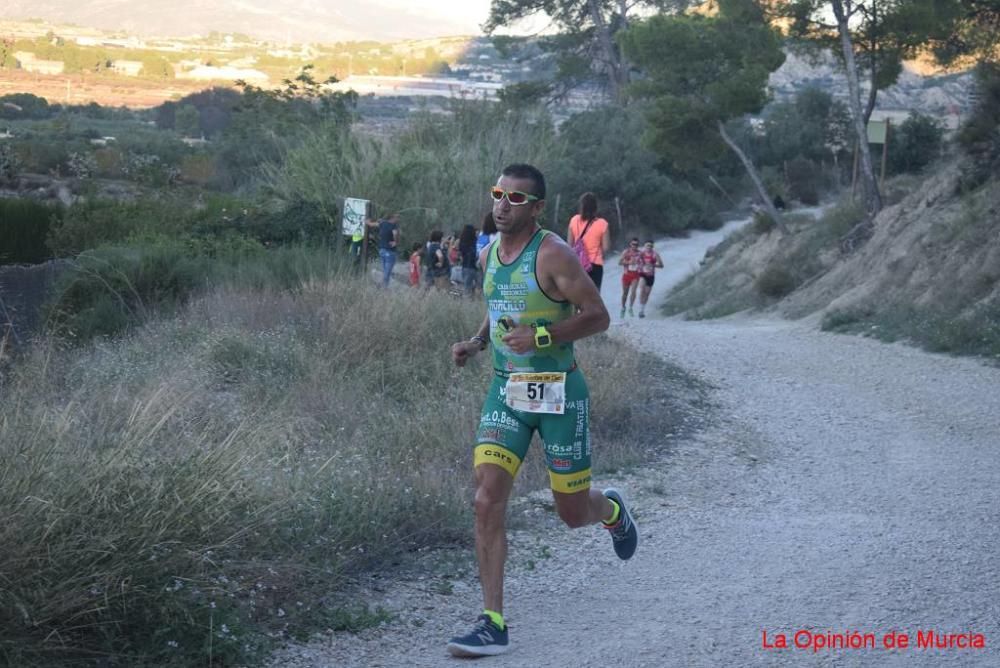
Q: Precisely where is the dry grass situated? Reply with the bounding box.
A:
[0,275,691,665]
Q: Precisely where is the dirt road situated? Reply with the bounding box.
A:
[273,220,1000,667]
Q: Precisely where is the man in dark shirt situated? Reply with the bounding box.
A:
[377,213,401,288]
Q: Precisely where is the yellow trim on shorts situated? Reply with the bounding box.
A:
[474,444,522,477]
[549,469,592,493]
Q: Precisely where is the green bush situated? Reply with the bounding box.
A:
[958,63,1000,189]
[44,242,212,339]
[785,157,822,205]
[0,199,61,264]
[755,263,798,298]
[888,113,944,175]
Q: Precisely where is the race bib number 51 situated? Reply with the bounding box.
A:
[505,372,566,414]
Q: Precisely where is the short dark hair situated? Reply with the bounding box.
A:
[644,239,654,245]
[430,229,443,242]
[501,163,546,200]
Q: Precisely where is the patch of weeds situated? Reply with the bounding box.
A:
[537,545,552,560]
[752,212,777,235]
[323,605,395,633]
[432,580,454,596]
[755,265,798,298]
[821,307,870,333]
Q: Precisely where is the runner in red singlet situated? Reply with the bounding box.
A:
[618,237,642,318]
[637,240,664,318]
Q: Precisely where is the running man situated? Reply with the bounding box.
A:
[637,240,664,318]
[619,237,642,318]
[448,164,639,657]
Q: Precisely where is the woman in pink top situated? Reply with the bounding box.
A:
[566,192,611,289]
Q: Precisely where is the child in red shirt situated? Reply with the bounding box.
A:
[408,243,422,287]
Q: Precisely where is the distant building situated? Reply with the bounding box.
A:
[176,65,269,83]
[13,51,65,75]
[326,75,502,100]
[111,60,144,77]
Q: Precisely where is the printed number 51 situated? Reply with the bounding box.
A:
[527,382,545,400]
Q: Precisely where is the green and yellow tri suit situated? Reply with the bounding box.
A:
[475,228,592,493]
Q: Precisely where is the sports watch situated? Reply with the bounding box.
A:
[533,324,553,349]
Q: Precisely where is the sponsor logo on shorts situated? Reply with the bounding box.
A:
[552,458,572,471]
[566,475,592,489]
[483,448,514,465]
[549,443,573,455]
[480,429,502,442]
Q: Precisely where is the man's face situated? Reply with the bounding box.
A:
[492,175,544,236]
[644,242,653,251]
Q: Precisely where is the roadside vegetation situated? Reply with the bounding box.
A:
[0,272,687,665]
[663,65,1000,361]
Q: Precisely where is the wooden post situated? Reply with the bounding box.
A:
[614,196,623,232]
[362,203,370,267]
[851,140,860,199]
[880,118,891,185]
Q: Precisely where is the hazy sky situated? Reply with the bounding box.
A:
[378,0,494,35]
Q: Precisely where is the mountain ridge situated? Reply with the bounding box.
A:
[1,0,479,43]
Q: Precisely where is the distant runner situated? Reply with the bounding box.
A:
[637,240,664,318]
[448,163,639,658]
[619,237,642,318]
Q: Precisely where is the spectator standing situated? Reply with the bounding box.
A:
[459,224,479,296]
[377,213,401,288]
[476,212,498,256]
[408,242,423,287]
[566,192,611,289]
[425,230,450,290]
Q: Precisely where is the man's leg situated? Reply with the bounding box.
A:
[474,463,515,614]
[552,488,614,528]
[540,373,638,560]
[381,251,396,287]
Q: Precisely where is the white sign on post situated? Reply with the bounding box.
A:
[342,198,369,237]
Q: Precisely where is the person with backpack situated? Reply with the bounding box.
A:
[424,230,450,291]
[566,192,611,290]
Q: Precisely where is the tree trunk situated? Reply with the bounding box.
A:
[863,72,878,125]
[831,0,882,220]
[587,0,625,103]
[718,121,789,235]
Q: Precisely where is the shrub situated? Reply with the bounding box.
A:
[785,157,822,205]
[755,264,798,298]
[44,242,212,339]
[958,63,1000,189]
[0,199,61,265]
[888,113,944,175]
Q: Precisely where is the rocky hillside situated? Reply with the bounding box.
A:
[664,162,1000,357]
[769,51,973,120]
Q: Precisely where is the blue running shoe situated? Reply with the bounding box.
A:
[446,615,510,657]
[603,488,638,560]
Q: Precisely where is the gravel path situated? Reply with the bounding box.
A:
[271,221,1000,667]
